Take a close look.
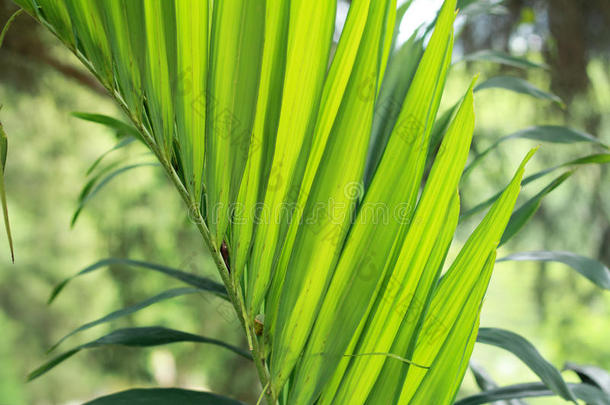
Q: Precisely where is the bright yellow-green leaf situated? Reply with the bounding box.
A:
[265,0,377,336]
[36,0,74,47]
[364,193,460,404]
[290,2,457,402]
[397,148,538,403]
[100,0,143,118]
[330,75,475,405]
[142,0,176,156]
[174,0,207,203]
[64,0,113,87]
[205,0,265,245]
[231,0,290,281]
[246,0,336,316]
[269,0,396,397]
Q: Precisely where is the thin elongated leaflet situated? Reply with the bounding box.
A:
[231,0,290,281]
[331,77,475,405]
[142,0,176,157]
[99,1,143,128]
[174,0,207,203]
[10,0,36,16]
[205,0,265,245]
[49,287,201,352]
[475,76,563,105]
[121,0,147,121]
[469,361,528,404]
[265,0,375,331]
[363,193,460,404]
[264,0,402,346]
[290,2,457,402]
[28,326,251,381]
[63,0,113,87]
[462,153,610,220]
[401,253,495,404]
[396,148,538,402]
[83,388,246,405]
[455,382,609,405]
[460,50,548,70]
[48,257,227,304]
[36,0,74,47]
[0,120,13,262]
[269,0,395,395]
[476,328,576,401]
[497,251,610,290]
[364,33,424,188]
[499,171,572,245]
[463,125,606,180]
[246,0,336,316]
[377,3,396,92]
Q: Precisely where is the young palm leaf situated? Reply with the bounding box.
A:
[205,0,265,245]
[13,1,610,404]
[288,1,457,402]
[245,0,336,316]
[269,0,396,394]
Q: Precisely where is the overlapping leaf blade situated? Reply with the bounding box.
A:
[364,194,461,404]
[269,0,396,396]
[397,149,537,403]
[63,0,113,87]
[205,0,265,245]
[330,76,475,405]
[230,0,290,280]
[455,383,610,405]
[290,2,458,402]
[245,0,337,316]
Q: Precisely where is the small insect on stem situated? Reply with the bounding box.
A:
[254,316,264,336]
[220,240,230,273]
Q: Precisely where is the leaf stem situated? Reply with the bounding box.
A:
[68,30,275,405]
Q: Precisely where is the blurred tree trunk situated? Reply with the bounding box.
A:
[545,0,588,103]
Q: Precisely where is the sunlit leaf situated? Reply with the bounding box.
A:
[85,137,137,175]
[71,112,141,139]
[0,118,14,262]
[462,153,610,219]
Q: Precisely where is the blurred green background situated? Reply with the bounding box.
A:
[0,0,608,404]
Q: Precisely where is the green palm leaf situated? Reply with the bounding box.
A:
[10,1,610,404]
